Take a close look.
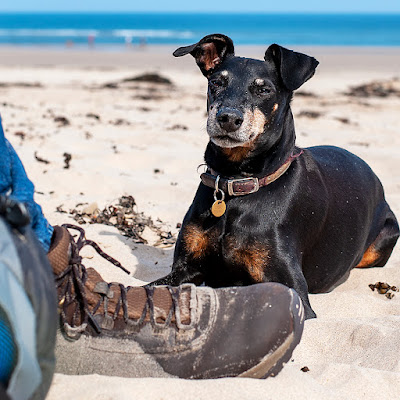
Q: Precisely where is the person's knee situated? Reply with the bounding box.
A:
[0,197,57,400]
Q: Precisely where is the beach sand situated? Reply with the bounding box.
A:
[1,45,399,399]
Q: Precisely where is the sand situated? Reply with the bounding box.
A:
[0,44,399,399]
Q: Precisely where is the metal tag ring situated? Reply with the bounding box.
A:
[197,163,208,174]
[213,176,225,202]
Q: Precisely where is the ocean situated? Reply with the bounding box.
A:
[0,12,399,48]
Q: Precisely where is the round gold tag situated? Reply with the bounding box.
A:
[211,200,226,217]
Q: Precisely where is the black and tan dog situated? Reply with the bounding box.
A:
[150,34,399,318]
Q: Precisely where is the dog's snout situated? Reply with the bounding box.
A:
[216,108,244,132]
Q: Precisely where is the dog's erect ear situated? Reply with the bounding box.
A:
[264,44,319,91]
[173,34,234,77]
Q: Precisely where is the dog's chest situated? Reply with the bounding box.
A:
[182,205,270,283]
[182,220,222,260]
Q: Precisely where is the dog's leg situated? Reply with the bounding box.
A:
[147,232,206,286]
[356,207,399,268]
[266,259,316,319]
[294,288,316,319]
[283,270,316,319]
[148,264,204,287]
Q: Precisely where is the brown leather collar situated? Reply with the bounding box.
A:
[200,149,303,196]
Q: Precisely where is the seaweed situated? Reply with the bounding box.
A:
[69,195,176,248]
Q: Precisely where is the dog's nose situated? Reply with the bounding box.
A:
[216,108,244,132]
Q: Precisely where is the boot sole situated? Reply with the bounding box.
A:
[238,289,304,379]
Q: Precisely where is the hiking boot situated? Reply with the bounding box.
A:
[48,224,131,338]
[50,225,304,379]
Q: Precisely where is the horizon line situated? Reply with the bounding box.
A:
[0,11,400,15]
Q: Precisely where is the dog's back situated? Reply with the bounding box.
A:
[296,146,398,292]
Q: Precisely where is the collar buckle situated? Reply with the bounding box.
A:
[227,177,259,196]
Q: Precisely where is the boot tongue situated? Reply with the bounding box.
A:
[105,285,192,326]
[126,287,149,320]
[63,266,193,330]
[152,287,173,322]
[134,286,191,325]
[55,245,192,330]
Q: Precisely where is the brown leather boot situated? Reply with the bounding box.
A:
[49,224,304,379]
[48,224,134,338]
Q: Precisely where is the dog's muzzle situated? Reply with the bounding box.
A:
[216,108,244,132]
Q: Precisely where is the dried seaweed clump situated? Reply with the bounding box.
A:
[345,79,400,98]
[70,195,176,248]
[122,73,173,85]
[369,282,399,299]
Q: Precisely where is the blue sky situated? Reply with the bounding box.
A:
[0,0,399,13]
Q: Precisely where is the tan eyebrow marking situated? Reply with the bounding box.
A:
[255,78,265,86]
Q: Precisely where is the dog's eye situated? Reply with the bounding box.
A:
[209,79,225,90]
[254,86,272,96]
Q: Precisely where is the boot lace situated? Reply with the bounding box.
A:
[56,224,191,339]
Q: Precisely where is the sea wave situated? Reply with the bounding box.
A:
[0,13,398,46]
[0,29,99,37]
[0,28,194,39]
[111,29,194,39]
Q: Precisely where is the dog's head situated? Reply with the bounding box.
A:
[174,34,319,151]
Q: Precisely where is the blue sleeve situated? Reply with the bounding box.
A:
[0,118,12,196]
[0,116,53,251]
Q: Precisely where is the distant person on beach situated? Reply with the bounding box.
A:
[125,35,133,48]
[88,34,95,48]
[139,37,147,48]
[0,115,303,399]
